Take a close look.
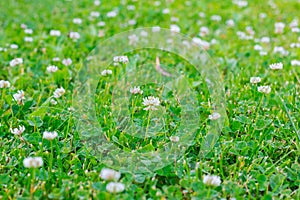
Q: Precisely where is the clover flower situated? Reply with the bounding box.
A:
[106,182,125,193]
[43,131,58,140]
[13,90,25,104]
[269,62,283,70]
[100,168,121,181]
[62,58,72,66]
[10,125,25,135]
[47,65,58,73]
[101,69,112,76]
[203,175,221,186]
[50,30,61,36]
[258,86,271,94]
[53,87,65,98]
[23,157,43,168]
[130,86,143,95]
[275,22,285,34]
[208,112,221,120]
[10,58,23,67]
[73,18,82,24]
[69,32,80,40]
[0,80,11,88]
[142,96,160,111]
[250,77,261,84]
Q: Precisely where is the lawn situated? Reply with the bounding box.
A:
[0,0,299,199]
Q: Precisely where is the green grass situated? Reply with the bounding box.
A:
[0,0,299,199]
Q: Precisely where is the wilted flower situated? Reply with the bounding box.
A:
[13,90,25,104]
[47,65,58,73]
[203,175,221,186]
[53,87,65,98]
[258,86,271,94]
[0,80,11,88]
[43,131,58,140]
[69,32,80,40]
[208,112,221,120]
[101,69,112,76]
[10,58,23,67]
[23,157,43,168]
[100,168,121,181]
[62,58,72,66]
[50,99,57,105]
[130,86,143,94]
[106,182,125,193]
[10,125,25,135]
[142,96,160,111]
[250,77,261,84]
[269,62,283,70]
[73,18,82,24]
[50,30,61,36]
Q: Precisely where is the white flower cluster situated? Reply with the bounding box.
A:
[130,86,143,95]
[53,87,65,98]
[47,65,58,73]
[10,58,23,67]
[101,69,112,76]
[203,174,221,186]
[142,96,161,111]
[113,56,129,65]
[100,168,125,194]
[43,131,58,140]
[23,157,43,168]
[269,62,283,70]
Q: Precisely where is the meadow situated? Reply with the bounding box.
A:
[0,0,299,199]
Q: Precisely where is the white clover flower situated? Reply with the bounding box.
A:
[128,19,136,26]
[90,11,100,18]
[24,28,33,34]
[170,136,179,142]
[47,65,58,73]
[203,175,221,186]
[13,90,25,104]
[226,19,235,27]
[10,125,25,135]
[73,18,82,24]
[94,0,100,6]
[269,62,283,70]
[162,8,170,14]
[107,10,117,18]
[170,24,180,33]
[113,56,129,64]
[53,87,65,98]
[260,36,270,43]
[100,168,121,181]
[210,15,222,22]
[21,23,27,29]
[97,21,106,27]
[208,112,221,120]
[289,19,298,28]
[10,44,18,49]
[258,86,271,94]
[101,69,112,76]
[254,45,263,51]
[152,26,161,32]
[259,13,267,19]
[200,26,209,37]
[275,22,285,34]
[171,17,179,22]
[291,27,300,33]
[246,26,255,36]
[192,37,210,50]
[250,77,261,84]
[23,157,43,168]
[52,57,60,62]
[43,131,58,140]
[24,37,33,42]
[62,58,72,66]
[291,60,300,66]
[106,182,125,193]
[232,0,248,8]
[0,80,11,88]
[140,30,148,37]
[130,86,143,95]
[259,51,268,56]
[69,32,80,40]
[127,5,135,10]
[142,96,160,111]
[273,46,288,56]
[10,58,23,67]
[128,34,139,45]
[50,99,57,105]
[199,12,206,18]
[50,30,61,36]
